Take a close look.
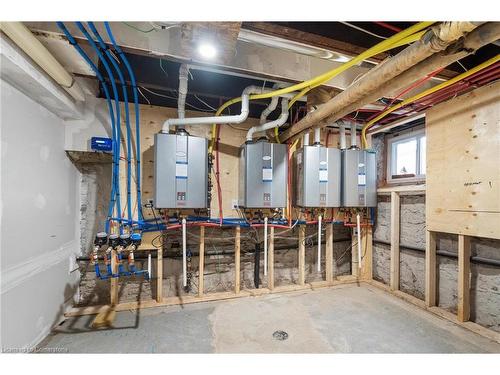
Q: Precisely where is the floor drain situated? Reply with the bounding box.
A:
[273,330,289,341]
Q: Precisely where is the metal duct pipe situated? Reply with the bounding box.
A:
[0,22,85,101]
[339,121,347,149]
[350,122,357,148]
[279,22,480,142]
[323,23,500,134]
[247,97,289,141]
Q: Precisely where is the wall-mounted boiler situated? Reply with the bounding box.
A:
[238,140,288,208]
[154,132,208,209]
[294,145,341,207]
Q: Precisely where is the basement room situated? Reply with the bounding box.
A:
[1,0,499,371]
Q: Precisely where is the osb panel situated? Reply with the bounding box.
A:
[426,81,500,239]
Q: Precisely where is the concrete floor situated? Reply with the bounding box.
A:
[40,284,500,353]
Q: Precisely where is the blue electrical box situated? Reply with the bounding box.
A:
[91,137,113,152]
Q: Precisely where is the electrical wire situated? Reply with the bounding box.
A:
[209,22,432,151]
[138,85,213,112]
[122,22,156,33]
[361,54,500,147]
[340,21,388,40]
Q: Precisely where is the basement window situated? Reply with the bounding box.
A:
[387,127,426,184]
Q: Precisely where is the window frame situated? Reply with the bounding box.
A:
[386,126,426,184]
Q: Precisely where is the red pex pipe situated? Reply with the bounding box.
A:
[374,22,402,33]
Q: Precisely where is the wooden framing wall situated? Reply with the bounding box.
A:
[376,185,500,344]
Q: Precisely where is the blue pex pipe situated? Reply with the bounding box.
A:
[76,22,123,235]
[56,22,117,234]
[104,22,144,223]
[88,22,133,226]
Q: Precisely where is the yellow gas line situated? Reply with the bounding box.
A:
[361,54,500,148]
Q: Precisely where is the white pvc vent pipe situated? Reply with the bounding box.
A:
[162,86,296,133]
[246,97,289,141]
[182,218,187,287]
[317,215,322,272]
[264,217,268,276]
[351,121,357,148]
[314,127,321,145]
[356,214,362,269]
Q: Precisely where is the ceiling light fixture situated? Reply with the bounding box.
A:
[198,43,217,59]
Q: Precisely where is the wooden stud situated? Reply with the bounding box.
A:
[325,223,334,283]
[298,225,306,285]
[390,191,400,291]
[235,226,241,294]
[198,226,205,297]
[360,225,373,281]
[110,249,118,306]
[268,226,275,290]
[425,230,437,307]
[156,247,163,303]
[458,234,471,322]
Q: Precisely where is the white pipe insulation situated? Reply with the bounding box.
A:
[339,121,347,150]
[246,97,289,141]
[0,22,85,102]
[177,64,189,121]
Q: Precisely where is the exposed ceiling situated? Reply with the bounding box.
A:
[64,21,499,123]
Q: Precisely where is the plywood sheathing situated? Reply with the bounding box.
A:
[426,80,500,239]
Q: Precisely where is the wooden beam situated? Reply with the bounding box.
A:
[325,223,334,283]
[425,230,437,307]
[110,249,118,306]
[298,225,306,285]
[360,225,373,281]
[198,226,205,297]
[156,248,163,303]
[235,226,241,294]
[268,226,275,290]
[390,191,400,291]
[377,184,426,194]
[458,234,471,322]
